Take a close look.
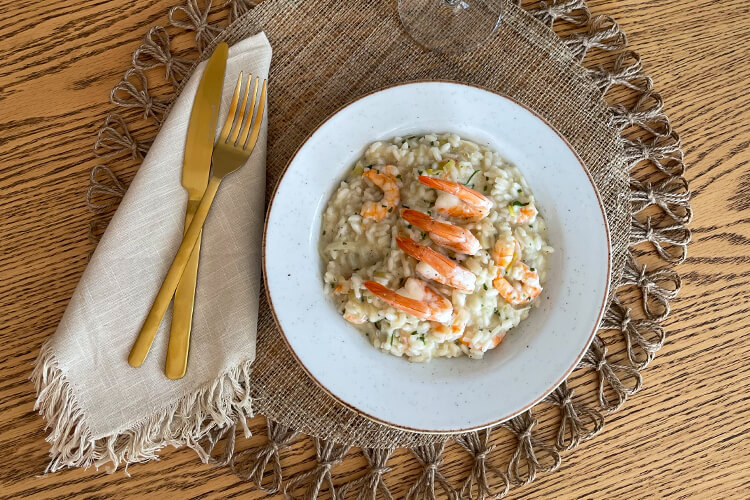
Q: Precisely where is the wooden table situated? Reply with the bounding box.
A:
[1,0,748,498]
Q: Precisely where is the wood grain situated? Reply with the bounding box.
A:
[1,0,749,498]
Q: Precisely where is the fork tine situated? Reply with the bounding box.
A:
[237,76,259,147]
[242,78,266,151]
[219,72,243,142]
[229,74,252,144]
[244,79,267,151]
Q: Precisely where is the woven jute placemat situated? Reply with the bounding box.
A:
[87,0,691,497]
[228,0,632,449]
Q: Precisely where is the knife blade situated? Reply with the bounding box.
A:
[165,42,228,379]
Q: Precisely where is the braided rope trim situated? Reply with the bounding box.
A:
[87,0,691,497]
[94,113,152,160]
[110,68,170,124]
[230,420,299,494]
[337,447,395,500]
[455,428,510,500]
[169,0,223,55]
[283,438,351,499]
[133,26,193,86]
[406,442,459,500]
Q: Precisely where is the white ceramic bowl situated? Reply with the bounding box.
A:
[264,82,610,433]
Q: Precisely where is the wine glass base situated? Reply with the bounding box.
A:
[399,0,503,54]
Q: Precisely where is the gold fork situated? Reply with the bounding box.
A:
[128,73,267,368]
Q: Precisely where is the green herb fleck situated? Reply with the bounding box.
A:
[517,189,522,194]
[396,174,402,179]
[431,141,438,146]
[483,283,488,291]
[402,204,410,209]
[418,170,424,175]
[381,204,387,208]
[464,170,480,186]
[390,334,395,346]
[530,267,535,272]
[407,224,412,229]
[342,242,347,246]
[419,334,426,343]
[408,136,416,140]
[366,164,373,169]
[427,210,431,216]
[322,230,326,235]
[411,331,418,336]
[421,232,427,239]
[483,185,489,193]
[388,207,393,213]
[511,200,530,207]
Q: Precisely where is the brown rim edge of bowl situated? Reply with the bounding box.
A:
[261,80,613,435]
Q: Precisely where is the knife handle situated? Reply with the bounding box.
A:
[165,203,202,380]
[128,176,222,368]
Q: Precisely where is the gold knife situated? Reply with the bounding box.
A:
[127,42,228,376]
[165,42,229,379]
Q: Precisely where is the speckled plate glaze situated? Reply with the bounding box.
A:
[263,82,611,433]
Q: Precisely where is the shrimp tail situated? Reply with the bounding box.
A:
[361,167,401,221]
[400,209,482,255]
[364,281,431,319]
[396,236,476,292]
[364,279,453,322]
[418,175,493,210]
[396,236,453,275]
[492,238,521,271]
[493,263,542,306]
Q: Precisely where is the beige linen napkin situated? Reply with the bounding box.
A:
[33,33,272,472]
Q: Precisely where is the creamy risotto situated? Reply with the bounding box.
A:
[320,133,553,362]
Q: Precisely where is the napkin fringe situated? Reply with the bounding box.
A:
[32,340,255,473]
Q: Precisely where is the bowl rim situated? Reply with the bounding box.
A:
[262,80,612,433]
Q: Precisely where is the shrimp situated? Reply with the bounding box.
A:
[493,262,542,306]
[364,278,452,323]
[508,202,538,225]
[401,209,481,255]
[343,300,367,324]
[361,165,400,221]
[431,307,469,341]
[418,176,493,219]
[492,237,521,271]
[343,311,367,324]
[460,331,503,350]
[396,236,476,292]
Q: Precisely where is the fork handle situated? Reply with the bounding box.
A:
[128,175,222,368]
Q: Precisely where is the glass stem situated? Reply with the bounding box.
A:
[443,0,469,10]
